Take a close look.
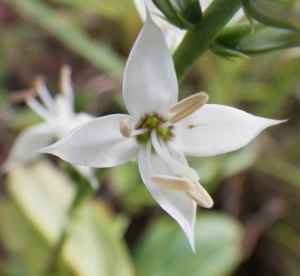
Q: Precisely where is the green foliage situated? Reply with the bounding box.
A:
[152,0,202,29]
[0,202,51,276]
[211,22,300,57]
[8,0,125,79]
[173,0,241,82]
[241,0,300,32]
[1,0,300,274]
[133,212,243,276]
[1,160,134,276]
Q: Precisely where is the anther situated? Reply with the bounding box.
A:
[152,175,195,191]
[33,75,46,89]
[186,182,214,208]
[7,89,37,102]
[119,117,132,138]
[169,92,209,124]
[60,64,72,96]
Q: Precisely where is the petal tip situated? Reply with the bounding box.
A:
[36,144,56,155]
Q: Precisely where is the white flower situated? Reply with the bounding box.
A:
[41,14,284,250]
[2,66,99,190]
[133,0,245,50]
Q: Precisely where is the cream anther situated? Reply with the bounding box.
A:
[7,89,37,102]
[119,117,132,138]
[152,175,195,191]
[60,65,72,96]
[186,182,213,208]
[169,92,209,124]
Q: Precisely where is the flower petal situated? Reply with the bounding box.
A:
[138,147,196,251]
[40,114,140,168]
[1,123,56,172]
[133,0,185,50]
[173,104,286,156]
[123,10,178,118]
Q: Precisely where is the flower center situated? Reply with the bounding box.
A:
[136,114,172,144]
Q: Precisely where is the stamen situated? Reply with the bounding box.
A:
[7,89,37,102]
[151,129,199,182]
[157,121,172,128]
[186,182,214,208]
[169,92,208,124]
[119,117,132,138]
[146,139,154,176]
[26,97,55,123]
[132,128,149,136]
[152,175,195,191]
[34,76,57,114]
[60,65,74,109]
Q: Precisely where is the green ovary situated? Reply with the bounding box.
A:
[136,116,171,144]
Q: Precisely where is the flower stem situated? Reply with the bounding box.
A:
[43,183,92,275]
[173,0,241,82]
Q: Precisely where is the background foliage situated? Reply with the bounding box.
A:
[0,0,300,275]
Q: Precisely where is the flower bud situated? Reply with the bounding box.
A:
[152,0,202,29]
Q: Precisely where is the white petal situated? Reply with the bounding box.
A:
[133,0,160,21]
[52,112,95,140]
[55,94,73,120]
[72,164,99,191]
[173,104,286,156]
[138,148,196,251]
[123,10,178,118]
[40,114,140,168]
[133,0,185,50]
[1,123,55,172]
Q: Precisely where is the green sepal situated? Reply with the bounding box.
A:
[241,5,255,33]
[211,44,250,59]
[241,0,300,32]
[152,0,202,30]
[211,22,300,57]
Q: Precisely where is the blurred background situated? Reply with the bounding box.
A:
[0,0,300,275]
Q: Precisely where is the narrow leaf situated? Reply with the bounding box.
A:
[6,0,125,78]
[241,0,300,32]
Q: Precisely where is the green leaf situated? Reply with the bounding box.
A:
[5,160,134,276]
[0,201,55,276]
[211,22,300,56]
[134,212,243,276]
[241,0,300,32]
[152,0,202,29]
[6,0,125,79]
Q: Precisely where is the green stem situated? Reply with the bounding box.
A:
[173,0,241,82]
[43,184,91,276]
